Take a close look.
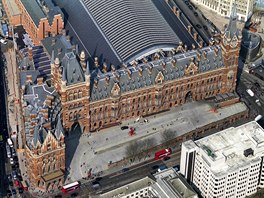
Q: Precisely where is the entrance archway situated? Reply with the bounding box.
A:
[185,91,193,103]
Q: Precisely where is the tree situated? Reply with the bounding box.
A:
[141,138,156,159]
[161,129,177,147]
[125,140,141,163]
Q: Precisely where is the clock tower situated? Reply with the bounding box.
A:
[220,2,242,93]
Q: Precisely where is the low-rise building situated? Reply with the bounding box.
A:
[98,168,198,198]
[181,121,264,198]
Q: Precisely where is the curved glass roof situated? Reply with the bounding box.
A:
[82,0,180,62]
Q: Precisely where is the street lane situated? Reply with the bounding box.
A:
[0,46,9,197]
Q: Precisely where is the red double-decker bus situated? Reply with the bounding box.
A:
[154,148,172,160]
[61,181,80,194]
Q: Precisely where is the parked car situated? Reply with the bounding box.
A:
[14,180,20,187]
[194,12,198,16]
[6,190,11,197]
[0,38,7,45]
[121,126,129,130]
[196,24,202,29]
[10,158,14,165]
[158,165,168,172]
[163,156,170,161]
[18,188,23,194]
[11,189,16,195]
[256,99,261,106]
[122,168,129,172]
[173,165,180,172]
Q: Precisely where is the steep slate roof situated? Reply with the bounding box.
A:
[20,0,45,26]
[90,45,224,101]
[61,52,85,86]
[42,35,74,61]
[22,82,62,148]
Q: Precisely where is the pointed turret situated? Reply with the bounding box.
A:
[32,126,41,148]
[55,115,64,140]
[51,50,55,64]
[224,2,239,40]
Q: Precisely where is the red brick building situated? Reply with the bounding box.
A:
[50,3,241,133]
[4,0,64,44]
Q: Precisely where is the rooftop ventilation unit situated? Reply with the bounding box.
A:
[244,148,254,157]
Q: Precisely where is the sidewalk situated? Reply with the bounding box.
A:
[66,101,248,182]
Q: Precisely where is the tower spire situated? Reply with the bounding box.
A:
[225,1,238,39]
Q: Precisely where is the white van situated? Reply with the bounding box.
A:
[7,138,13,148]
[6,143,11,158]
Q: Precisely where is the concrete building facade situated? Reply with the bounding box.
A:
[180,121,264,198]
[99,168,198,198]
[192,0,255,21]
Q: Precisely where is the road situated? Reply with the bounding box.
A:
[173,0,213,44]
[74,150,180,197]
[0,45,10,197]
[49,150,181,197]
[237,71,264,119]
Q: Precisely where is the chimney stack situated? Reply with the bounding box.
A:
[28,47,33,62]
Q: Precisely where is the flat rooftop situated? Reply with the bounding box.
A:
[195,121,264,175]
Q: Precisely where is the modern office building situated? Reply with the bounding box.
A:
[192,0,255,21]
[180,121,264,198]
[98,168,198,198]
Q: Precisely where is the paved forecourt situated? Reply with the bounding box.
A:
[66,101,247,181]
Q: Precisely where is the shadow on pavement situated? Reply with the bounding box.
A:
[64,122,82,180]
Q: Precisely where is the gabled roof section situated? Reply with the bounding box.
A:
[43,0,64,25]
[61,52,85,86]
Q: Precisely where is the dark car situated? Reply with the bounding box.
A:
[18,188,23,194]
[11,189,17,195]
[122,168,129,172]
[163,156,171,161]
[173,165,180,172]
[203,25,208,30]
[121,126,129,130]
[194,12,198,16]
[71,192,78,197]
[152,165,159,170]
[188,5,193,10]
[6,190,11,198]
[95,177,103,181]
[184,1,189,5]
[196,24,202,29]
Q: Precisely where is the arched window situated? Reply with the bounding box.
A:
[78,91,83,98]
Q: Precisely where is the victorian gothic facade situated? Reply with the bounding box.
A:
[51,4,241,133]
[20,1,241,191]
